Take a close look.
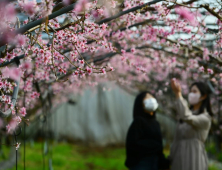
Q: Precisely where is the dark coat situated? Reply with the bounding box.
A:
[125,116,169,169]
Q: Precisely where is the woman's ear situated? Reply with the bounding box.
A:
[200,94,207,101]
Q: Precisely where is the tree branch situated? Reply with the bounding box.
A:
[96,0,163,25]
[0,3,77,47]
[200,4,222,22]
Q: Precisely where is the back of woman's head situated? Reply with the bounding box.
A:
[133,91,156,119]
[190,81,213,116]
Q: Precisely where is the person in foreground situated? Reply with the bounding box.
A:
[170,79,212,170]
[125,91,170,170]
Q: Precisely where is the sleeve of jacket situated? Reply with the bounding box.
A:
[175,96,211,129]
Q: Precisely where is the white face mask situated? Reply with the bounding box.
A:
[188,92,201,105]
[143,98,158,112]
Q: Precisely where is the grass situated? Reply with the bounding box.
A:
[0,145,11,160]
[209,165,219,170]
[0,141,221,170]
[1,141,128,170]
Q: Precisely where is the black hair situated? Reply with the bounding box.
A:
[190,81,213,116]
[133,91,156,119]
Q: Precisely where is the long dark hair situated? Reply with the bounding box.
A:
[190,82,213,116]
[133,91,156,119]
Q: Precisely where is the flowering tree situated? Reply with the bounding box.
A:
[0,0,222,147]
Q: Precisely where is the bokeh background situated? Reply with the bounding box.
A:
[0,82,222,170]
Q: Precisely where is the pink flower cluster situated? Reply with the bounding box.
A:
[18,0,38,16]
[175,7,197,26]
[2,67,21,81]
[74,0,89,14]
[0,0,220,135]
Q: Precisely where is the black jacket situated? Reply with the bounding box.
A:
[125,116,169,169]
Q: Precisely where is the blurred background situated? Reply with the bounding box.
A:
[0,81,222,170]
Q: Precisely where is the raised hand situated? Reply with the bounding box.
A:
[171,78,182,98]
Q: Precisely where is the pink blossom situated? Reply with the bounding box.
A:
[20,107,27,117]
[121,49,126,54]
[175,7,197,26]
[5,97,11,105]
[74,71,79,76]
[160,39,166,44]
[39,49,44,54]
[19,0,38,16]
[74,0,89,14]
[54,23,60,28]
[136,67,140,71]
[58,67,64,73]
[101,68,106,74]
[22,61,32,71]
[15,142,21,150]
[79,70,85,77]
[211,78,216,83]
[31,92,40,99]
[171,57,176,63]
[109,67,114,71]
[124,1,131,9]
[0,30,15,46]
[97,8,104,16]
[91,9,99,18]
[0,58,5,64]
[23,19,28,24]
[90,47,96,52]
[131,48,136,53]
[12,109,16,115]
[183,27,192,33]
[1,95,6,102]
[42,52,51,64]
[0,0,220,134]
[15,34,26,47]
[15,116,22,124]
[6,124,11,133]
[101,23,107,30]
[203,48,209,61]
[86,67,92,75]
[79,60,85,65]
[6,119,17,133]
[6,4,16,22]
[198,66,204,72]
[6,52,14,61]
[85,13,90,19]
[207,68,214,74]
[121,56,126,61]
[2,67,21,81]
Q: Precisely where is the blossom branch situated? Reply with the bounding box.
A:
[200,4,222,22]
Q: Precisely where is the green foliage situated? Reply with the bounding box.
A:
[209,165,219,170]
[0,146,10,161]
[0,142,220,170]
[206,142,218,155]
[5,142,128,170]
[206,141,222,162]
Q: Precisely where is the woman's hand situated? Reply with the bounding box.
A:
[171,78,182,98]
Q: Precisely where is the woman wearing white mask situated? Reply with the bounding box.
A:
[170,79,212,170]
[125,91,170,170]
